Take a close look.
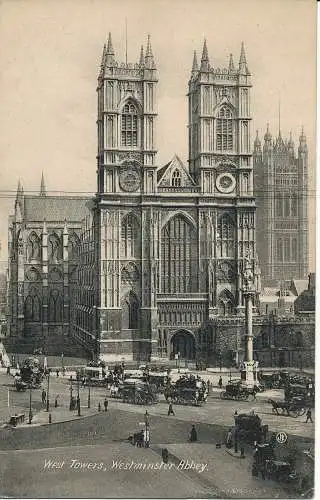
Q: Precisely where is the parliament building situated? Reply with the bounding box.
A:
[6,34,310,365]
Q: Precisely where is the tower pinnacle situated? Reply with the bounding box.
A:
[106,32,115,65]
[139,45,144,67]
[228,53,235,72]
[40,172,46,197]
[191,51,199,74]
[200,39,210,72]
[145,34,156,69]
[239,42,249,74]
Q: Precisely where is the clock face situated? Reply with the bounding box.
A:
[216,173,236,194]
[119,168,140,192]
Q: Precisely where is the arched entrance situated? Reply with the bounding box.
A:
[170,330,195,360]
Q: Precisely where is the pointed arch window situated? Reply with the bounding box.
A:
[27,232,41,261]
[48,289,63,322]
[48,234,62,263]
[121,213,140,258]
[217,290,234,316]
[121,292,139,330]
[24,294,41,322]
[276,239,283,261]
[216,214,235,258]
[216,106,233,151]
[171,169,181,187]
[161,215,198,293]
[291,193,298,217]
[121,102,138,147]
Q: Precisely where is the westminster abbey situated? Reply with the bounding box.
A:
[7,34,309,364]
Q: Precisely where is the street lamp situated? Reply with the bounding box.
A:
[28,383,33,424]
[87,384,91,409]
[77,376,81,416]
[69,378,73,411]
[46,369,51,412]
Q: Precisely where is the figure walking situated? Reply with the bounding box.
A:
[190,425,197,442]
[104,398,109,412]
[144,410,149,427]
[168,402,175,416]
[41,389,47,407]
[306,408,313,423]
[218,376,223,389]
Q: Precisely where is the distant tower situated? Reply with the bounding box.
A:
[253,125,308,283]
[40,172,46,196]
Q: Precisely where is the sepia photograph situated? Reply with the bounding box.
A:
[0,0,316,498]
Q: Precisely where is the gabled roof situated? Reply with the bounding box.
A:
[157,155,196,187]
[290,279,308,297]
[23,196,91,223]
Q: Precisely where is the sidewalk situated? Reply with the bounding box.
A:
[12,403,105,428]
[158,443,291,498]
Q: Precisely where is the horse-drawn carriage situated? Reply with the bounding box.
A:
[269,397,308,418]
[119,379,158,405]
[164,374,207,406]
[14,356,45,390]
[235,413,267,444]
[220,379,258,401]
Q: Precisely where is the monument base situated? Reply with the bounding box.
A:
[240,361,259,388]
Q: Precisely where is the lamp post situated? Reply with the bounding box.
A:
[28,383,33,424]
[77,376,81,416]
[87,384,91,409]
[69,378,73,411]
[46,369,50,412]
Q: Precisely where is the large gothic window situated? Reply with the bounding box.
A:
[24,294,41,322]
[171,169,181,187]
[217,289,234,316]
[161,215,198,293]
[276,239,283,261]
[48,234,62,263]
[121,102,138,147]
[291,193,297,216]
[216,214,235,258]
[216,106,233,151]
[121,213,140,258]
[48,290,63,322]
[27,232,41,262]
[121,292,139,330]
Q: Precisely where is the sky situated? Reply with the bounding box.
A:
[0,0,316,270]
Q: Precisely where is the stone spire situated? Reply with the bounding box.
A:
[200,38,210,72]
[105,32,115,65]
[40,172,46,197]
[139,45,144,67]
[254,130,261,150]
[191,51,199,75]
[239,42,249,74]
[228,53,235,72]
[145,35,156,69]
[299,125,308,154]
[264,123,272,142]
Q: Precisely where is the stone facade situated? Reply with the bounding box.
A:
[79,35,257,362]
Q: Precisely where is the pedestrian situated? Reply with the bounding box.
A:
[306,408,313,423]
[218,376,223,389]
[144,427,150,448]
[168,402,175,416]
[226,428,233,448]
[144,410,149,427]
[55,395,59,408]
[41,389,46,406]
[190,425,197,442]
[234,409,238,417]
[56,369,59,378]
[104,398,108,412]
